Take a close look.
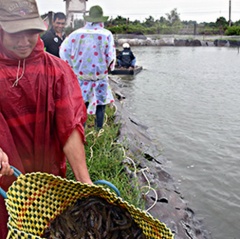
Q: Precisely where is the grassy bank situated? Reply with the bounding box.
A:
[66,105,145,209]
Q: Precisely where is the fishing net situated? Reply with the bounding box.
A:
[5,172,174,239]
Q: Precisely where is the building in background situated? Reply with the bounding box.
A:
[64,0,88,28]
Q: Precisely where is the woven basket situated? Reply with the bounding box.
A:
[5,172,174,239]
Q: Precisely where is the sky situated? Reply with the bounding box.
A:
[37,0,240,23]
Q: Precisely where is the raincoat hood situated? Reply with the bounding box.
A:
[0,29,44,86]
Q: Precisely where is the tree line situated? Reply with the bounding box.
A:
[105,9,240,36]
[43,8,240,36]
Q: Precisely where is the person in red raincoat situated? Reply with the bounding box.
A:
[0,0,92,238]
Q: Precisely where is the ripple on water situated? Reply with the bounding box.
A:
[127,46,240,239]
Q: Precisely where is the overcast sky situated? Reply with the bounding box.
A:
[37,0,240,23]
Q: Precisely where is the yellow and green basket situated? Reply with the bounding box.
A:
[1,167,174,239]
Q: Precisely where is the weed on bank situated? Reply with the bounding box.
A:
[67,105,145,209]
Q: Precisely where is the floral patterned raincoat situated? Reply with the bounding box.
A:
[60,22,116,114]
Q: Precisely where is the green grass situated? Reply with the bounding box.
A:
[66,105,145,209]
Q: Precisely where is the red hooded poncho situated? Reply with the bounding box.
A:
[0,35,87,238]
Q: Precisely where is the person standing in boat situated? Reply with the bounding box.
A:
[117,43,136,69]
[60,5,116,130]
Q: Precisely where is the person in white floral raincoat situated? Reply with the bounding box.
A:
[60,5,116,129]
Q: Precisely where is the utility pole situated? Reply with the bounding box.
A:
[229,0,232,26]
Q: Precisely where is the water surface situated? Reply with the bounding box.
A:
[121,46,240,239]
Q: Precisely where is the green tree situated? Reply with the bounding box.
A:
[143,16,155,27]
[216,17,228,28]
[225,26,240,35]
[165,8,181,25]
[159,16,168,24]
[233,19,240,26]
[182,20,197,25]
[111,16,128,26]
[63,11,240,36]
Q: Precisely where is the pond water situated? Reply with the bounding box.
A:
[120,46,240,239]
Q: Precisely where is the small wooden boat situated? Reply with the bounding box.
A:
[110,66,143,76]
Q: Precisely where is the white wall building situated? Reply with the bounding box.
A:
[63,0,88,28]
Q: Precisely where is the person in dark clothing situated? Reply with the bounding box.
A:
[41,12,66,57]
[117,43,136,68]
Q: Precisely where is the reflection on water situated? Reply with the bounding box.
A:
[122,46,240,239]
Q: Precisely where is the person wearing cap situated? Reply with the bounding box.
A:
[117,42,136,69]
[41,12,66,57]
[0,0,92,237]
[60,5,116,130]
